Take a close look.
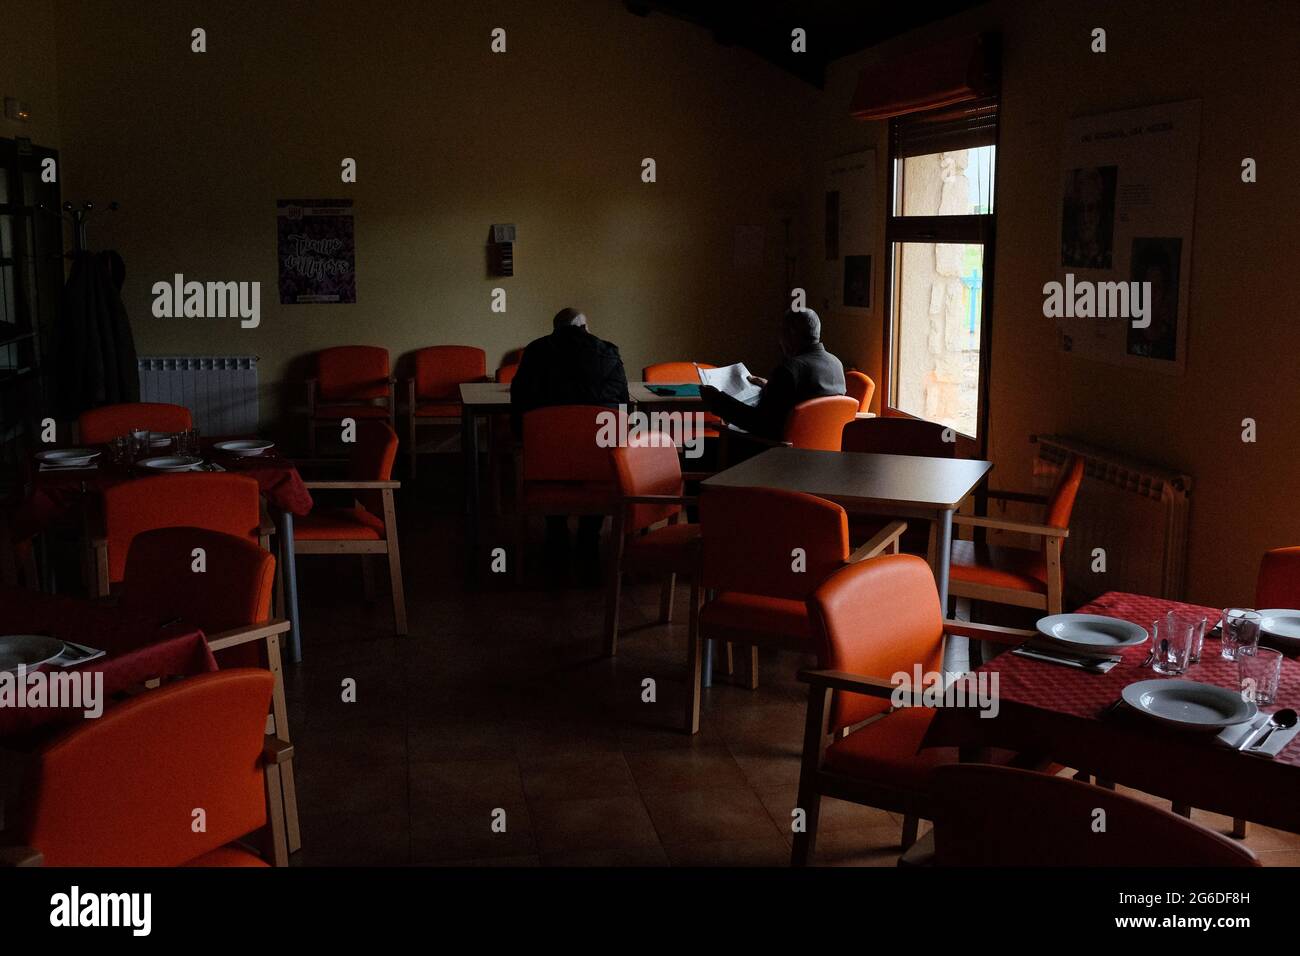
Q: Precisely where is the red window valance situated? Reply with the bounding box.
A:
[850,34,997,122]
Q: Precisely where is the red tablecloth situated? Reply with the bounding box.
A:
[926,591,1300,832]
[0,586,217,740]
[11,442,313,541]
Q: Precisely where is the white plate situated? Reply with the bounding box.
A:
[34,448,101,466]
[1257,609,1300,646]
[212,439,274,457]
[1036,613,1148,657]
[138,455,203,472]
[0,634,67,673]
[1122,678,1257,731]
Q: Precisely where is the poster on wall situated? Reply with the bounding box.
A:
[277,199,356,304]
[1054,100,1200,372]
[823,149,875,314]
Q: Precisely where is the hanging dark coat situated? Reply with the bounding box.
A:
[57,249,139,419]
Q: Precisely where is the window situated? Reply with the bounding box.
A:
[885,97,998,446]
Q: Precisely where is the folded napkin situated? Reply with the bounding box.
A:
[1216,711,1300,757]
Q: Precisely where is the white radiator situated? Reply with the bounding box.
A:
[1027,435,1192,604]
[137,356,259,435]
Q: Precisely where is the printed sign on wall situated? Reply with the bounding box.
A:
[277,199,356,304]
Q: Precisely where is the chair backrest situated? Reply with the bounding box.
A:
[610,432,683,535]
[700,486,847,599]
[79,403,192,445]
[316,345,390,401]
[783,396,858,451]
[121,527,276,634]
[642,361,715,383]
[18,669,274,866]
[931,764,1260,867]
[844,371,876,412]
[1257,547,1300,608]
[414,345,486,401]
[522,405,615,484]
[1044,454,1085,529]
[101,474,262,584]
[349,421,400,518]
[841,416,955,458]
[495,363,520,384]
[808,554,945,732]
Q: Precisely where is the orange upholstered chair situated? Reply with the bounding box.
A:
[1256,547,1300,608]
[294,421,406,635]
[119,526,300,854]
[947,455,1086,615]
[841,416,956,556]
[306,346,395,457]
[791,554,1036,865]
[405,345,488,478]
[78,402,192,444]
[514,405,617,581]
[694,486,904,733]
[606,434,703,726]
[4,669,291,866]
[783,396,859,451]
[93,473,267,596]
[844,370,876,414]
[926,764,1259,867]
[495,364,520,384]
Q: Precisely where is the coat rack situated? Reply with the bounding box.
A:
[37,200,120,255]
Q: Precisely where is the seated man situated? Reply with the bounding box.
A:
[700,308,845,441]
[510,308,629,576]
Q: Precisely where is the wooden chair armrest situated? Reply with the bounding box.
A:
[301,480,401,490]
[942,618,1036,646]
[952,514,1068,538]
[986,489,1049,505]
[205,619,292,653]
[0,845,44,866]
[847,520,907,563]
[263,735,295,765]
[797,668,899,698]
[620,494,698,506]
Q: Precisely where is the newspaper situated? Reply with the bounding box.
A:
[697,362,762,406]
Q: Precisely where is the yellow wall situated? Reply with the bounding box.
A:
[0,0,60,146]
[47,0,819,437]
[819,0,1300,605]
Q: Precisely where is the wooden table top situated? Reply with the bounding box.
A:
[702,446,992,511]
[460,381,706,409]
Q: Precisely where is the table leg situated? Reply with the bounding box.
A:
[463,405,481,585]
[277,510,303,664]
[933,508,954,615]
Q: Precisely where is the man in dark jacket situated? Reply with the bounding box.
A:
[510,308,630,579]
[701,308,845,440]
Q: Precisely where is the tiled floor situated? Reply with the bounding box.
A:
[282,471,1300,866]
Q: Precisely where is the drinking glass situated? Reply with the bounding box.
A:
[107,434,131,466]
[129,426,150,462]
[1238,645,1283,705]
[1151,612,1197,675]
[1221,608,1262,661]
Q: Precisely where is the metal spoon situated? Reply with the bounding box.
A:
[1250,708,1299,751]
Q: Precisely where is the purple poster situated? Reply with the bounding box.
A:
[277,199,356,304]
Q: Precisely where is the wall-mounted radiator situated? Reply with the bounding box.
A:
[137,356,259,436]
[1025,435,1192,604]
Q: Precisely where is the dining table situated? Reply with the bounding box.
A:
[702,446,992,611]
[12,439,313,663]
[926,591,1300,835]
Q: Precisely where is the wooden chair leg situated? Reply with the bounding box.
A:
[263,763,289,866]
[901,814,920,850]
[723,641,735,676]
[381,490,407,635]
[683,579,702,734]
[792,686,830,867]
[659,572,676,624]
[746,645,760,690]
[264,633,300,854]
[1232,818,1248,839]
